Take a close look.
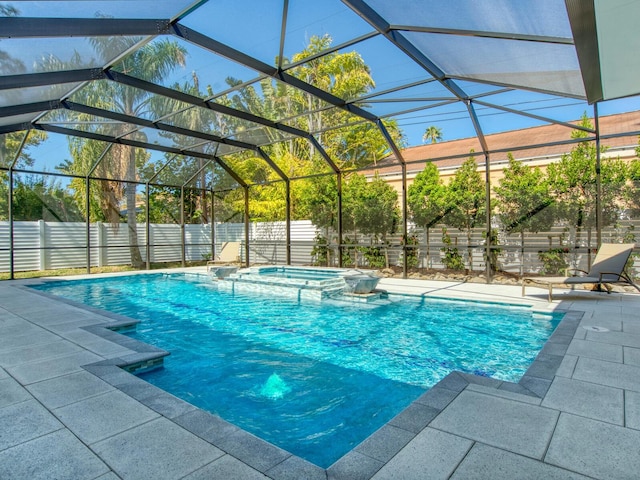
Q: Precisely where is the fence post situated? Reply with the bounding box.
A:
[97,222,106,267]
[148,223,153,265]
[38,220,48,271]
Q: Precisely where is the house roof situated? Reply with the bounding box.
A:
[367,110,640,177]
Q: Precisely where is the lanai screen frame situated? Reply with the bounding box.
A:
[1,1,639,280]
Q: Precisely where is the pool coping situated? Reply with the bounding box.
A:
[15,274,583,479]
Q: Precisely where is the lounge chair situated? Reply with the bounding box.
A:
[522,243,640,301]
[207,242,241,265]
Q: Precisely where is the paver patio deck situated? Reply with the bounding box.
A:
[1,269,639,479]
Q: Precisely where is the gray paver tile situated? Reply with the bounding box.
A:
[553,324,581,339]
[45,318,103,333]
[370,428,472,480]
[458,372,502,388]
[94,473,120,480]
[573,356,640,392]
[414,385,459,409]
[0,311,23,324]
[328,450,384,480]
[388,401,440,433]
[355,424,415,463]
[0,429,110,480]
[80,339,134,357]
[623,346,640,366]
[466,383,541,405]
[524,353,564,380]
[54,390,159,444]
[581,317,622,332]
[623,322,640,335]
[451,443,590,479]
[26,370,113,409]
[266,454,326,480]
[0,340,84,368]
[5,301,73,316]
[626,390,640,430]
[540,341,569,356]
[92,417,224,480]
[567,338,623,362]
[435,372,469,392]
[0,329,61,353]
[541,376,624,424]
[6,351,103,385]
[173,408,240,444]
[498,381,539,397]
[5,302,53,318]
[135,389,197,419]
[0,399,63,451]
[0,377,31,408]
[430,390,558,459]
[214,428,291,473]
[573,327,587,340]
[518,375,552,397]
[115,377,172,402]
[547,331,574,345]
[585,329,640,348]
[184,455,268,479]
[546,413,640,479]
[63,329,123,348]
[554,353,578,377]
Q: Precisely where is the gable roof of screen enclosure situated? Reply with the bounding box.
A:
[1,0,640,190]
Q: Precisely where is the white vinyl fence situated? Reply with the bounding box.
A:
[0,220,317,273]
[1,219,638,275]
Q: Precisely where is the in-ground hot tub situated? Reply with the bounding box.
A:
[218,266,382,301]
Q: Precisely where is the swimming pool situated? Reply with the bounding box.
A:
[33,273,562,467]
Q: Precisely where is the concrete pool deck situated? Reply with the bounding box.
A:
[1,269,640,479]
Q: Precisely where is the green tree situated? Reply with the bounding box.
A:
[224,35,402,222]
[547,114,628,251]
[0,131,49,220]
[422,125,442,144]
[354,174,399,238]
[12,175,83,222]
[304,175,339,232]
[334,173,399,268]
[625,138,640,217]
[444,155,486,271]
[407,162,448,268]
[494,154,554,275]
[355,173,400,268]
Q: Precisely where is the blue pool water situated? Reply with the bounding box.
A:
[33,273,562,467]
[256,266,340,281]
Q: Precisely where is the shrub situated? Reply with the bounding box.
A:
[441,228,465,270]
[538,247,569,275]
[359,245,387,268]
[311,234,330,266]
[399,234,420,268]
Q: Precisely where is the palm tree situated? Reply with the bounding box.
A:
[422,125,443,144]
[70,38,187,268]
